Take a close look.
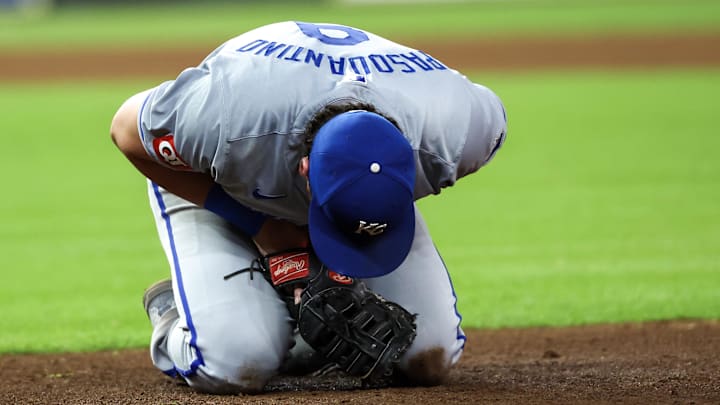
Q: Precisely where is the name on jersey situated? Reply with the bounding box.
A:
[235,39,448,76]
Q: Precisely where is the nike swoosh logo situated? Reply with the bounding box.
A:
[253,188,287,200]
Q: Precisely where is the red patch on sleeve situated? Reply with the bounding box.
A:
[269,252,310,286]
[152,135,191,170]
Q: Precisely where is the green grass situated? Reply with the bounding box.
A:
[0,80,168,353]
[0,0,718,49]
[0,69,718,353]
[420,68,720,328]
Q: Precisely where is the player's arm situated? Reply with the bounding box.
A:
[110,90,215,205]
[110,90,308,253]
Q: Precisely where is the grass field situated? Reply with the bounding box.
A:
[0,0,719,48]
[423,69,720,328]
[0,1,718,353]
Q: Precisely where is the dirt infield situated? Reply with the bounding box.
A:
[1,321,718,404]
[1,32,719,404]
[1,32,719,80]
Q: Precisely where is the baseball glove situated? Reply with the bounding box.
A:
[255,249,417,384]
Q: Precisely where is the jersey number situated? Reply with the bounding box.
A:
[296,22,369,46]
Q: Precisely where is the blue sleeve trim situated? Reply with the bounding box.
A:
[203,183,266,236]
[137,90,153,143]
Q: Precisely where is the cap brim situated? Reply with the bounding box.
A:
[309,198,415,278]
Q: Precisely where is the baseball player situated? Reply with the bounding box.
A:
[111,21,507,394]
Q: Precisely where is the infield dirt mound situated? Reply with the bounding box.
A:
[0,320,718,404]
[1,32,719,80]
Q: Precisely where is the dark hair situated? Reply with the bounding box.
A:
[303,102,401,156]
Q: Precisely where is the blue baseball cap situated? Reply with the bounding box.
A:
[308,110,416,278]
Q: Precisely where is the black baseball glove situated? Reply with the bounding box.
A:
[252,249,417,384]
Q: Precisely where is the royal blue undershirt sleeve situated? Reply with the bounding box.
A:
[203,183,266,236]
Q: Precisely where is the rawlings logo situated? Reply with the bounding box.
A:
[152,134,191,170]
[328,271,353,285]
[273,259,306,277]
[269,252,310,285]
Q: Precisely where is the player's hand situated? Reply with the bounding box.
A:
[252,218,309,256]
[293,286,303,305]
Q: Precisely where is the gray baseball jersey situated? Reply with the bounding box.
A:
[139,21,507,225]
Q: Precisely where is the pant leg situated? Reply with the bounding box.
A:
[147,181,294,394]
[363,207,465,385]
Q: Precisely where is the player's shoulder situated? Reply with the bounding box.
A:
[221,20,395,50]
[242,21,299,36]
[224,21,307,44]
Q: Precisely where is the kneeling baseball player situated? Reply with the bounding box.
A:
[110,21,507,394]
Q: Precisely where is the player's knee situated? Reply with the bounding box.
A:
[171,330,287,394]
[399,347,452,386]
[203,337,286,394]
